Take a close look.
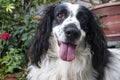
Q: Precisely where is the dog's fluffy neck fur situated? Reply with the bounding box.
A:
[28,34,120,80]
[28,36,97,80]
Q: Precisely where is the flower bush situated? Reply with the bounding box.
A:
[0,0,59,79]
[0,0,38,79]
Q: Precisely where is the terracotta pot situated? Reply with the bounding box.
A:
[91,2,120,41]
[4,74,17,80]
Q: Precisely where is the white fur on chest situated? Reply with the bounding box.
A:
[27,47,96,80]
[104,49,120,80]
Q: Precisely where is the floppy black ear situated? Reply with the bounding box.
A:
[82,7,110,79]
[30,5,55,67]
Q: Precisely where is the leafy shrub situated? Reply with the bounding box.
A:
[0,0,59,79]
[0,48,25,79]
[0,0,38,79]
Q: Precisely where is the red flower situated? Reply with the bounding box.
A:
[1,32,10,40]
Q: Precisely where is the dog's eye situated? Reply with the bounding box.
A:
[77,12,86,24]
[56,13,65,20]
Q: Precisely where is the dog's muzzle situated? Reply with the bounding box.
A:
[59,23,80,62]
[64,23,81,42]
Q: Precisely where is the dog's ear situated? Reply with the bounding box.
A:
[82,7,110,79]
[30,5,55,67]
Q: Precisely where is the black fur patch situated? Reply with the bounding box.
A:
[79,6,111,80]
[30,5,55,67]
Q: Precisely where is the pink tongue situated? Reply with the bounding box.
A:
[60,42,76,61]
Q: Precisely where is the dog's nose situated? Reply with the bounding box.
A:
[64,24,80,41]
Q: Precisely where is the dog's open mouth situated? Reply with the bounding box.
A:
[59,42,76,61]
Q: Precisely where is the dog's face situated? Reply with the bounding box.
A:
[31,2,107,66]
[51,3,90,61]
[52,3,86,45]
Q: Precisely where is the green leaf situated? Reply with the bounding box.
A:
[6,66,14,73]
[13,0,16,2]
[0,45,4,50]
[24,15,30,25]
[22,34,28,41]
[12,30,19,37]
[0,0,2,3]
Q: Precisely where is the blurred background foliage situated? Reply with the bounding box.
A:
[0,0,59,79]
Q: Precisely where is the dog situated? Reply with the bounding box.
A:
[27,2,120,80]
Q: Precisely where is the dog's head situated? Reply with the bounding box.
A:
[30,3,108,68]
[52,3,88,62]
[53,3,86,45]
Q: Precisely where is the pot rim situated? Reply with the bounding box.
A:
[92,2,120,10]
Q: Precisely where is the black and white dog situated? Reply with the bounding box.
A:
[27,2,120,80]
